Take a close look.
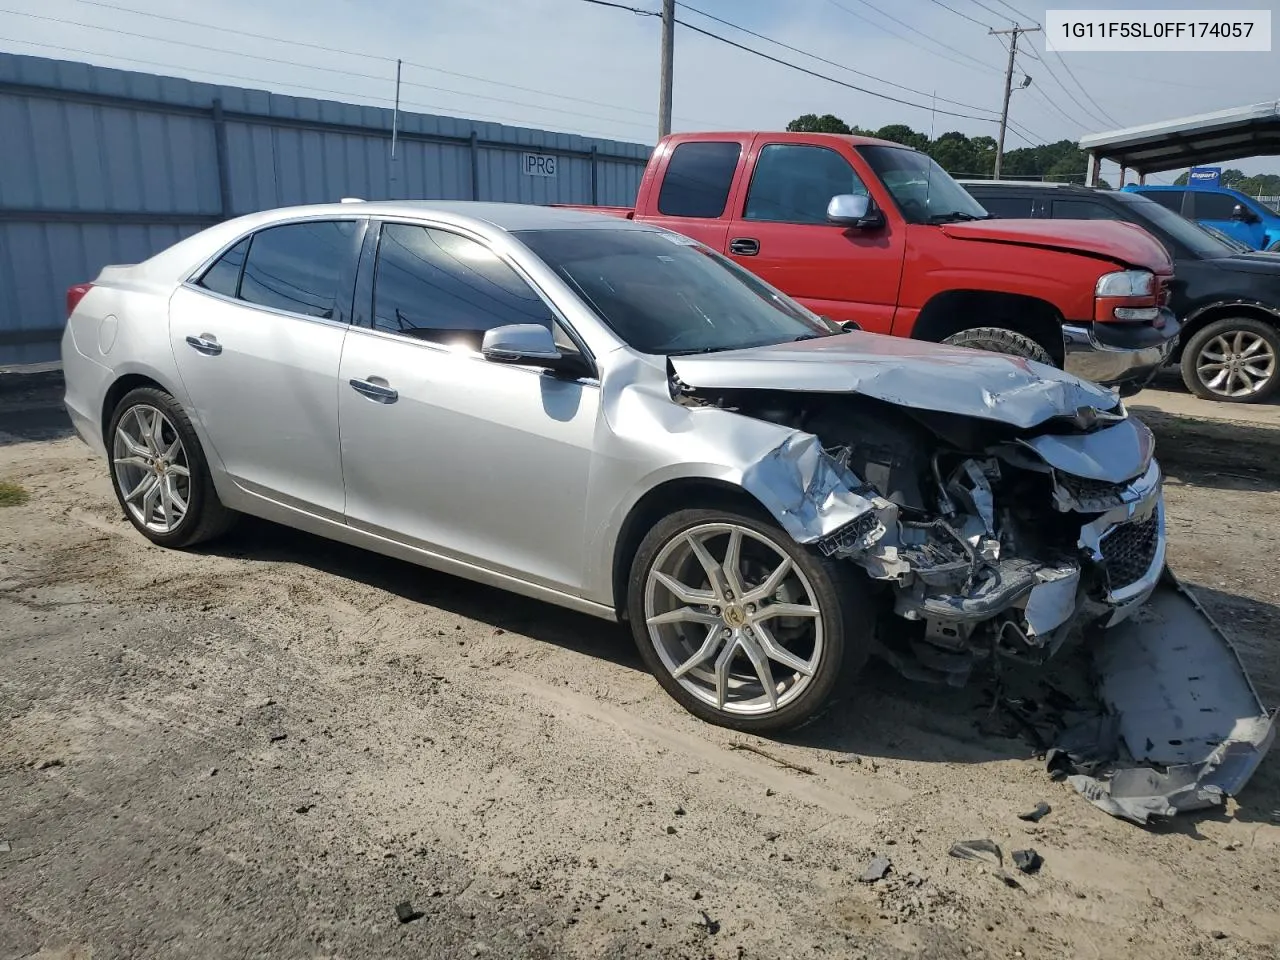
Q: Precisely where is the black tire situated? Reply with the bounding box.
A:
[106,386,237,547]
[1179,316,1280,404]
[626,507,874,733]
[942,326,1055,366]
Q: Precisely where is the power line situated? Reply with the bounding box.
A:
[577,0,656,12]
[831,0,999,73]
[677,2,1000,116]
[673,17,999,122]
[984,0,1037,23]
[922,0,991,29]
[62,0,722,128]
[822,0,1000,76]
[3,8,677,135]
[0,36,652,142]
[964,0,1020,24]
[1050,49,1122,127]
[1018,37,1114,129]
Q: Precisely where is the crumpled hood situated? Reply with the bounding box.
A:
[940,219,1173,272]
[669,331,1120,430]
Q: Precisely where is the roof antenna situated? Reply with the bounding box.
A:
[925,90,937,214]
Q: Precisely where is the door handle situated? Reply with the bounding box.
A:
[185,334,222,356]
[349,377,398,404]
[729,237,760,256]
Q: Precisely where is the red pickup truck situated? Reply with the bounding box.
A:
[565,131,1179,393]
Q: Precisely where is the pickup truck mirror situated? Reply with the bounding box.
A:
[827,194,884,229]
[1231,203,1260,224]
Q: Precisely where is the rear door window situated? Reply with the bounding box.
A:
[974,195,1036,218]
[1052,199,1121,220]
[239,220,358,320]
[657,141,742,218]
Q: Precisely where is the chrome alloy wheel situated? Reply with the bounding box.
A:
[643,522,824,716]
[1195,330,1277,398]
[112,404,191,534]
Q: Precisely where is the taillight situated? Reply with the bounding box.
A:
[66,282,93,318]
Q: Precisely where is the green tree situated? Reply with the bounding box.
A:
[786,113,853,134]
[873,124,930,151]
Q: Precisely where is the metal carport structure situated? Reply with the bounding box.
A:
[1080,101,1280,186]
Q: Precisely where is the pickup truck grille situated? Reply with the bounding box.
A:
[1100,512,1160,591]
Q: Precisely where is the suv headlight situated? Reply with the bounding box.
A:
[1096,270,1155,297]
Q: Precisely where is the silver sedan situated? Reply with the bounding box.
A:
[60,203,1271,817]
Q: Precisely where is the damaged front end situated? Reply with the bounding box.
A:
[671,365,1274,822]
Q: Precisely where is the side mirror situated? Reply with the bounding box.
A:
[1230,203,1258,223]
[482,323,561,364]
[481,323,593,379]
[839,319,862,333]
[827,194,884,229]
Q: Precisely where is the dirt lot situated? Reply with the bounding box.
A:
[2,377,1279,960]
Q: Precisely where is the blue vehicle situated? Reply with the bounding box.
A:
[1123,184,1280,250]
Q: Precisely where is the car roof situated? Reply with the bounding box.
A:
[958,179,1084,189]
[224,201,654,235]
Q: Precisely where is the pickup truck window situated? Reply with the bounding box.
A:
[515,228,831,355]
[657,141,742,218]
[744,144,868,224]
[860,145,989,225]
[1190,191,1245,220]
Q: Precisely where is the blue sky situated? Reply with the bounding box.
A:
[2,0,1277,182]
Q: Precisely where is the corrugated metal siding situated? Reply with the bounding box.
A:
[0,51,651,364]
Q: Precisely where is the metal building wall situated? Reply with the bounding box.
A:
[0,52,650,365]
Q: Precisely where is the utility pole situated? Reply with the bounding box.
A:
[990,24,1039,179]
[658,0,674,140]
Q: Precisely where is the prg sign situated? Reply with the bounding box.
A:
[521,153,558,178]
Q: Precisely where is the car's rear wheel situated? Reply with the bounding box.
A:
[107,387,236,547]
[627,508,873,732]
[942,326,1055,366]
[1180,317,1280,403]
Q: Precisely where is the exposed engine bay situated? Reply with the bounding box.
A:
[668,370,1275,824]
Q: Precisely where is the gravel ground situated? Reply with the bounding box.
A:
[1,379,1278,960]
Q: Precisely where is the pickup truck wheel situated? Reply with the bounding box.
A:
[628,508,873,733]
[942,327,1054,366]
[1180,317,1279,403]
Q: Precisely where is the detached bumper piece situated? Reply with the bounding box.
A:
[1054,570,1276,824]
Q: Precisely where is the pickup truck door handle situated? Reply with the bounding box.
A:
[729,237,760,256]
[349,377,398,404]
[185,334,222,356]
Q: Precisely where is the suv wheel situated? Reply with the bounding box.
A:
[627,508,873,732]
[1181,317,1279,403]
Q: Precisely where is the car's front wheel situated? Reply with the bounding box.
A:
[627,508,873,732]
[1181,317,1280,403]
[107,386,236,547]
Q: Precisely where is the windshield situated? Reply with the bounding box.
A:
[859,145,991,225]
[1200,223,1251,252]
[515,228,833,355]
[1115,193,1236,259]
